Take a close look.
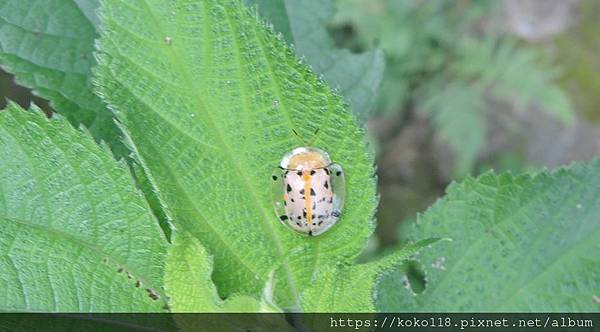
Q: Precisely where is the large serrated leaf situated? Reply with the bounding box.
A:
[0,0,124,156]
[0,104,167,312]
[378,159,600,312]
[94,0,383,310]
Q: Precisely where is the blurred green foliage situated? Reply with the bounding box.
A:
[334,0,574,176]
[554,0,600,122]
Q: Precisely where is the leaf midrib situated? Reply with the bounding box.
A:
[1,215,163,308]
[97,49,266,283]
[221,2,303,306]
[102,5,269,289]
[132,0,295,296]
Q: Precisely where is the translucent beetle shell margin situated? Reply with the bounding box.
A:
[271,147,345,236]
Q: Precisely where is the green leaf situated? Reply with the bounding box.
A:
[378,159,600,311]
[93,0,401,311]
[250,0,385,124]
[419,79,487,177]
[0,0,125,156]
[301,238,439,312]
[0,103,167,312]
[165,231,279,312]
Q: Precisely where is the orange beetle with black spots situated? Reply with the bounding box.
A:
[271,147,345,236]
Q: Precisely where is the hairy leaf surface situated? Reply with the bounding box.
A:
[94,0,388,310]
[0,104,167,311]
[378,159,600,311]
[0,0,124,156]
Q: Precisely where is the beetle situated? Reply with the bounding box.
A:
[271,146,345,236]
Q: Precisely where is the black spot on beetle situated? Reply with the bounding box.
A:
[310,188,316,196]
[299,188,305,195]
[324,181,329,189]
[328,197,333,203]
[303,210,307,217]
[279,215,289,221]
[272,175,278,181]
[310,170,316,175]
[332,210,341,217]
[336,171,342,176]
[291,198,295,202]
[312,203,316,210]
[297,171,302,176]
[318,221,324,226]
[297,216,301,220]
[286,184,292,192]
[324,168,330,175]
[311,214,316,219]
[312,222,316,226]
[308,231,313,236]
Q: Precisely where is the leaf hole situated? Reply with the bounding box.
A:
[405,260,426,295]
[146,288,160,301]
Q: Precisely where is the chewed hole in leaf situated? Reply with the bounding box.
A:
[146,289,160,301]
[405,260,426,295]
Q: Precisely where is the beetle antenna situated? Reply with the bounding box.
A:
[306,128,320,146]
[291,128,320,146]
[290,129,304,146]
